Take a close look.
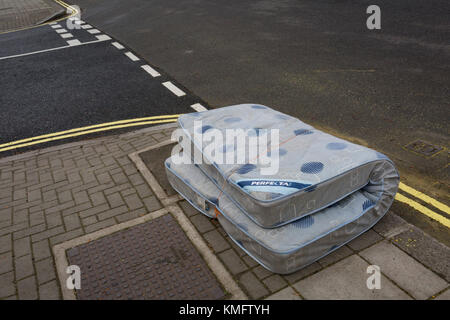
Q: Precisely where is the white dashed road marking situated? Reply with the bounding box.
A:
[190,103,207,112]
[66,39,81,46]
[112,42,125,50]
[141,65,161,77]
[51,25,62,29]
[81,24,92,29]
[96,35,111,41]
[60,33,73,39]
[55,28,68,33]
[87,29,101,34]
[125,52,140,61]
[162,81,186,97]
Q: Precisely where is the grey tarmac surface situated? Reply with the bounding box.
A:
[72,0,449,239]
[0,19,206,153]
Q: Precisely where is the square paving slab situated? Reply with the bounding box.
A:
[66,214,225,300]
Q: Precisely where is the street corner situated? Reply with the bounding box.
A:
[0,0,448,317]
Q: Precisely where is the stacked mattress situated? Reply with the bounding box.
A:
[165,104,399,274]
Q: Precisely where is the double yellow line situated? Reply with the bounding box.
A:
[396,183,450,228]
[0,114,448,229]
[0,115,179,153]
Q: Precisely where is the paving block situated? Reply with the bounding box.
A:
[242,255,259,268]
[39,280,61,300]
[0,271,16,298]
[17,276,38,300]
[178,200,198,217]
[293,255,410,299]
[84,218,115,233]
[265,286,302,300]
[283,262,322,284]
[0,233,12,254]
[14,254,34,280]
[143,196,162,212]
[373,212,408,238]
[35,257,56,285]
[46,212,63,228]
[360,240,448,299]
[90,192,106,206]
[49,228,84,246]
[32,240,51,261]
[106,192,125,208]
[263,275,288,293]
[434,289,450,300]
[0,251,13,273]
[239,271,269,299]
[190,214,215,233]
[63,214,81,231]
[253,265,275,280]
[317,245,353,267]
[218,249,248,275]
[203,229,230,253]
[347,229,383,252]
[124,194,144,210]
[13,236,31,257]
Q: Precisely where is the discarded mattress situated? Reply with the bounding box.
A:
[165,156,399,274]
[176,104,399,228]
[166,104,399,274]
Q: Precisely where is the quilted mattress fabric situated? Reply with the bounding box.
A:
[165,156,399,274]
[177,104,399,228]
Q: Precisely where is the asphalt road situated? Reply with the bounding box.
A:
[0,18,205,151]
[71,0,449,241]
[72,0,449,198]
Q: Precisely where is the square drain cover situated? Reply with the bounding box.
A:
[67,214,225,300]
[405,140,443,157]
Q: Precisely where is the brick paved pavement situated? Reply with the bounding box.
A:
[0,125,171,299]
[0,124,448,300]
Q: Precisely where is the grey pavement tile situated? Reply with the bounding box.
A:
[190,214,215,233]
[17,276,38,300]
[14,254,34,280]
[143,196,162,212]
[253,265,275,280]
[239,271,269,299]
[0,271,16,298]
[242,255,259,268]
[32,240,51,261]
[283,262,322,284]
[63,214,81,231]
[124,194,144,210]
[391,227,450,282]
[38,280,61,300]
[434,289,450,300]
[0,251,13,274]
[13,236,31,257]
[347,229,383,252]
[84,218,115,233]
[317,245,353,267]
[373,212,409,238]
[263,275,288,293]
[293,255,411,300]
[35,258,56,285]
[360,240,448,299]
[179,200,199,217]
[265,286,302,300]
[218,249,248,275]
[0,233,12,254]
[203,229,230,253]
